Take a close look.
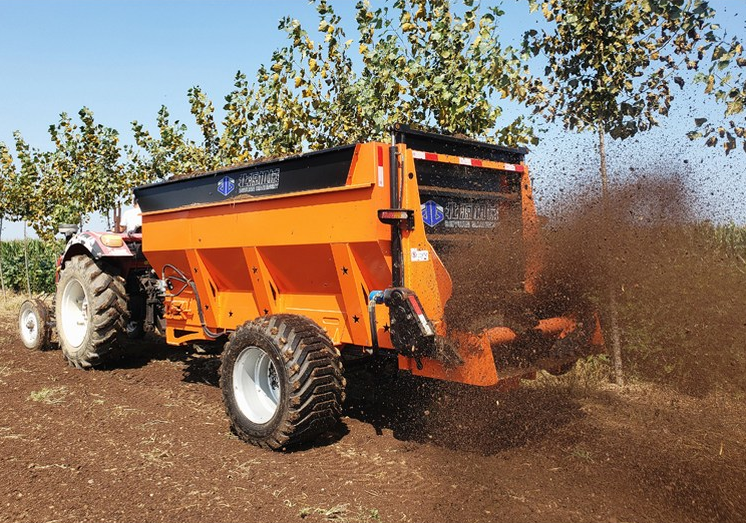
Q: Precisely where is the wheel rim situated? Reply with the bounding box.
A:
[61,279,89,348]
[19,306,39,346]
[233,346,282,424]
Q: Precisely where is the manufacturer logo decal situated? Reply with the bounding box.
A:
[217,176,235,197]
[238,168,280,194]
[444,201,498,229]
[421,200,445,227]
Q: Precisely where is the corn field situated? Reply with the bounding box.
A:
[0,239,62,296]
[707,222,746,261]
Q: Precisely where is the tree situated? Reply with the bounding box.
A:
[0,142,13,298]
[44,109,127,236]
[131,0,541,168]
[1,133,48,294]
[131,78,256,178]
[249,0,538,156]
[1,108,134,241]
[524,0,717,385]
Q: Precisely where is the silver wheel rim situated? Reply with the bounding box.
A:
[233,346,281,424]
[20,306,39,346]
[61,279,89,348]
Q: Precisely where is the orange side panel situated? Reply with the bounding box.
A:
[142,143,395,347]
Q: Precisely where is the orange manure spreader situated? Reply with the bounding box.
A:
[20,125,603,450]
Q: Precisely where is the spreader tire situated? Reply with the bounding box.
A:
[220,314,344,450]
[18,299,51,351]
[55,255,128,368]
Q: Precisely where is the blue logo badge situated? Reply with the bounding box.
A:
[217,176,235,197]
[421,200,445,227]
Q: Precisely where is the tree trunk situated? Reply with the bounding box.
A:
[23,221,31,297]
[0,217,6,300]
[113,204,122,233]
[598,126,625,386]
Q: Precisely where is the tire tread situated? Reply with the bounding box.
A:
[220,314,344,450]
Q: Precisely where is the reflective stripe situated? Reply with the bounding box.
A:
[376,146,385,187]
[407,295,433,336]
[410,149,524,173]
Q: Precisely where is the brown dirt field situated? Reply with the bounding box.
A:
[1,314,744,523]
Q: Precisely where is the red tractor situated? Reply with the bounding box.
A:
[18,225,165,367]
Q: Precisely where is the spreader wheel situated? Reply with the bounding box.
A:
[18,299,52,351]
[220,314,345,450]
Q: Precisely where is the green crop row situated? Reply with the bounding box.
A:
[706,221,746,259]
[0,239,63,295]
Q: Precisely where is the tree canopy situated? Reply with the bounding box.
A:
[1,0,743,239]
[523,0,717,139]
[690,28,745,153]
[0,109,131,240]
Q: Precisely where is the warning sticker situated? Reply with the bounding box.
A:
[410,248,429,262]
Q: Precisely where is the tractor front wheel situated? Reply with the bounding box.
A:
[18,299,52,351]
[220,314,345,450]
[55,255,128,368]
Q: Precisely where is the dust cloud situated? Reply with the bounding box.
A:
[437,170,746,393]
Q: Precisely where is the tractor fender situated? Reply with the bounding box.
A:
[60,231,135,269]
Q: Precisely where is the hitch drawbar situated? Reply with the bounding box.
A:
[384,288,435,368]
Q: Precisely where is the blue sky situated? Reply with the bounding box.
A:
[0,0,744,239]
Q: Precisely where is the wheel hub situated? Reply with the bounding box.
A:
[61,279,89,348]
[232,346,282,424]
[20,308,39,345]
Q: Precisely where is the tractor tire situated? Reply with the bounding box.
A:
[55,255,129,369]
[220,314,345,450]
[18,299,51,351]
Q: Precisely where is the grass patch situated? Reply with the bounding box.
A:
[533,354,612,394]
[28,386,68,404]
[139,448,174,467]
[0,364,12,386]
[0,292,28,319]
[570,446,595,463]
[298,504,381,522]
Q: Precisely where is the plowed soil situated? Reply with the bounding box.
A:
[1,317,744,523]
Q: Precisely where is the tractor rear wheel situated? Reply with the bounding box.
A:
[55,255,128,368]
[220,314,344,450]
[18,299,51,351]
